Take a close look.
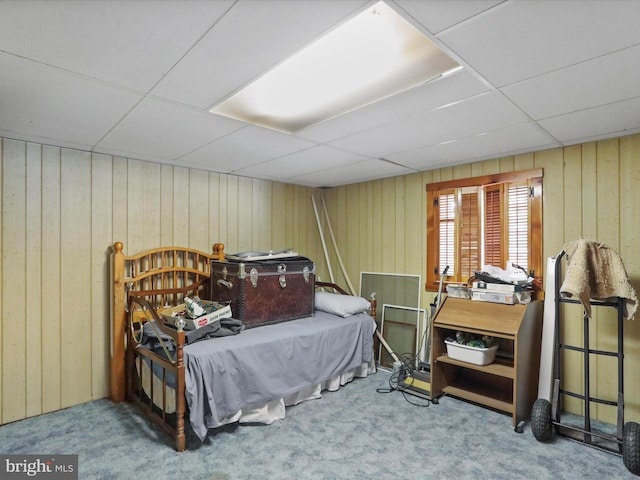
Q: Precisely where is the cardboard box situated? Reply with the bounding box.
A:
[161,300,232,330]
[470,289,516,305]
[445,340,498,366]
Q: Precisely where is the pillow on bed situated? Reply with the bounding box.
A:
[315,291,370,317]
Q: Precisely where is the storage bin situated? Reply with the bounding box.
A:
[445,339,498,365]
[446,284,471,299]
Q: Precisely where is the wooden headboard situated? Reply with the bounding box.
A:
[110,241,225,402]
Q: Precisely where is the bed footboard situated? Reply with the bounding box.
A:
[127,295,188,451]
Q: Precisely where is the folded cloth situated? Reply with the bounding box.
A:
[560,239,638,320]
[141,317,245,348]
[184,318,244,344]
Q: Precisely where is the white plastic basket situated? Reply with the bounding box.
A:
[445,340,498,366]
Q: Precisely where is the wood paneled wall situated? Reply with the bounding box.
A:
[323,133,640,423]
[2,133,639,425]
[0,137,324,424]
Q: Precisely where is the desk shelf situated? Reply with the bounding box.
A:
[431,297,543,430]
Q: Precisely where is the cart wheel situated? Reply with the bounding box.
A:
[623,422,640,475]
[531,398,553,442]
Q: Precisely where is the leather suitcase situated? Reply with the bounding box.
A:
[209,257,315,328]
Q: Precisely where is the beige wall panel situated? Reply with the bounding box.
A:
[60,149,92,408]
[91,153,113,400]
[225,176,239,252]
[498,156,515,172]
[596,139,620,247]
[251,179,272,252]
[160,164,175,246]
[403,174,423,275]
[26,143,43,417]
[0,140,3,420]
[393,176,406,271]
[480,159,499,175]
[236,176,253,252]
[2,132,640,426]
[595,139,622,423]
[2,139,27,423]
[453,162,473,180]
[580,143,598,245]
[143,161,161,244]
[513,152,535,171]
[172,166,190,248]
[380,178,395,273]
[470,162,484,178]
[534,148,564,260]
[189,169,210,251]
[562,145,583,240]
[41,146,62,414]
[270,183,286,250]
[619,134,640,413]
[126,160,146,253]
[111,157,128,247]
[284,185,297,251]
[207,172,221,249]
[217,174,229,249]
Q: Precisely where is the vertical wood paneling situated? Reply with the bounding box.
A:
[143,162,161,244]
[160,164,174,246]
[236,176,253,251]
[226,176,239,251]
[189,169,210,250]
[41,146,61,414]
[270,183,286,250]
[111,157,128,246]
[562,146,583,239]
[2,139,27,423]
[595,139,621,422]
[0,139,3,421]
[619,135,640,410]
[91,153,112,400]
[26,143,42,417]
[60,149,92,408]
[172,167,190,248]
[1,133,640,427]
[126,161,146,253]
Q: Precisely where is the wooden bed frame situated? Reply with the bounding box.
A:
[110,242,376,452]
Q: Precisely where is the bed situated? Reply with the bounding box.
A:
[110,242,377,451]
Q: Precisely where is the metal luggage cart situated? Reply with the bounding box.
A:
[531,251,640,475]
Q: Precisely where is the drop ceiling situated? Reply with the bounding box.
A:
[0,0,639,187]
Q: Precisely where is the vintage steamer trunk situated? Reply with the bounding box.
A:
[209,257,315,328]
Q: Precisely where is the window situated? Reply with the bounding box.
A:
[426,169,543,293]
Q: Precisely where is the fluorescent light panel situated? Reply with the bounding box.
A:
[210,1,459,133]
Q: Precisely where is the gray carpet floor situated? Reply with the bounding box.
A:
[1,370,637,479]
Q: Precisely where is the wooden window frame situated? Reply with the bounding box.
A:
[426,168,543,293]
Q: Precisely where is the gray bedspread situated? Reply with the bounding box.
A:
[184,311,375,440]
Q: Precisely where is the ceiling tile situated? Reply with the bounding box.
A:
[235,145,372,179]
[438,0,640,87]
[502,44,640,120]
[0,53,142,150]
[178,125,315,172]
[328,91,529,157]
[396,0,504,34]
[95,97,244,161]
[0,0,233,92]
[291,158,414,187]
[387,123,559,170]
[537,98,640,145]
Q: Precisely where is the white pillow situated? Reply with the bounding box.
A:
[315,291,370,317]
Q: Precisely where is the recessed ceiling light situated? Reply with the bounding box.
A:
[209,1,459,133]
